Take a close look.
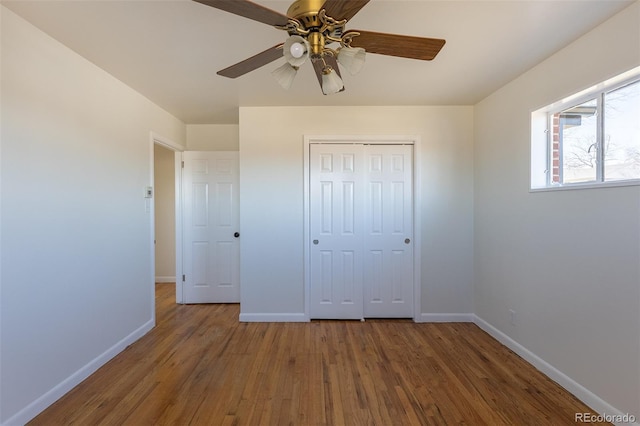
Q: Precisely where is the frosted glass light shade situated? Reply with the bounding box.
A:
[321,67,344,95]
[337,47,366,75]
[283,35,310,67]
[272,63,298,90]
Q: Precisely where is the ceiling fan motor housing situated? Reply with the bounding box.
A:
[287,0,324,29]
[286,0,346,57]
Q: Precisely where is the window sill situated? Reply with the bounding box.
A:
[530,179,640,192]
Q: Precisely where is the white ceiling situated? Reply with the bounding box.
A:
[3,0,634,124]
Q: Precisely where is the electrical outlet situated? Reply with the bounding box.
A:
[509,309,517,326]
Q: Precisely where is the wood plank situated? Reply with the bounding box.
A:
[28,284,610,426]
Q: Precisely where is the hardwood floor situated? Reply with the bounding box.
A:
[28,284,607,425]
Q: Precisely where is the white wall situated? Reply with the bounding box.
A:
[154,144,176,282]
[239,106,474,318]
[0,7,185,424]
[186,124,239,151]
[474,1,640,418]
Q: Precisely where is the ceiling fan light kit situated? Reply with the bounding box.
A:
[283,35,310,67]
[195,0,446,95]
[271,62,299,90]
[337,46,366,75]
[321,65,344,95]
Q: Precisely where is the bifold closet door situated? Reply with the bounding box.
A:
[309,144,414,319]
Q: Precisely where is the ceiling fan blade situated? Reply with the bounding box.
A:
[321,0,370,22]
[345,30,446,61]
[217,44,283,78]
[193,0,291,27]
[312,55,345,94]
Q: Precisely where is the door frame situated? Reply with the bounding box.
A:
[303,135,423,322]
[150,132,184,308]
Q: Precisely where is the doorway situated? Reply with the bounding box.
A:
[150,133,183,308]
[304,136,422,321]
[154,144,176,285]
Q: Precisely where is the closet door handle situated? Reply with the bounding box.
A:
[404,238,411,244]
[234,232,240,238]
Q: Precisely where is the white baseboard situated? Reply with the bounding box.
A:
[155,276,176,283]
[3,319,154,426]
[239,313,309,322]
[416,313,474,323]
[240,312,476,323]
[473,315,639,426]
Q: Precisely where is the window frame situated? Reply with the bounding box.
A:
[547,93,602,186]
[530,66,640,191]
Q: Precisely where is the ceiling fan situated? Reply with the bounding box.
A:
[194,0,446,95]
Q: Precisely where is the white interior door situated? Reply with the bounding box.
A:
[183,151,240,303]
[363,145,414,317]
[309,143,414,319]
[309,144,365,319]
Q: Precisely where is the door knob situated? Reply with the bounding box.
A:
[234,232,240,238]
[313,240,319,245]
[404,238,411,244]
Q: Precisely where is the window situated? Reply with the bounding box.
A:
[531,67,640,190]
